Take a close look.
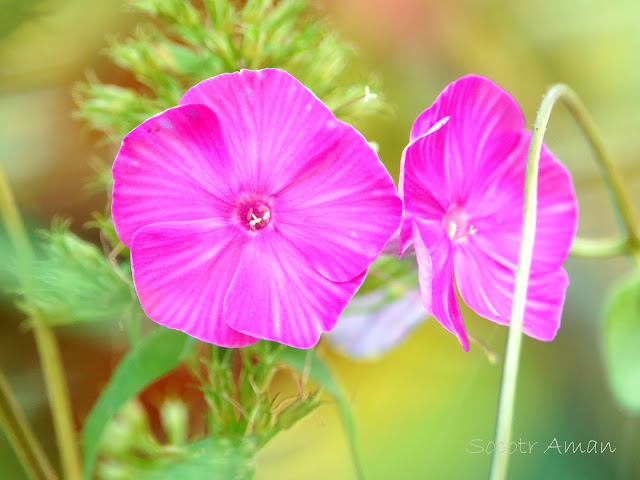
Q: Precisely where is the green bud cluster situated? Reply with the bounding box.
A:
[76,0,386,146]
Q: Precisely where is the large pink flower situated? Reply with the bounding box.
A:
[112,68,402,349]
[400,75,578,351]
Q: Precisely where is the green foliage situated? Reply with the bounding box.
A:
[130,441,255,480]
[75,0,386,146]
[15,221,133,326]
[603,273,640,413]
[361,252,419,298]
[278,347,364,480]
[196,342,321,449]
[93,341,328,480]
[97,402,255,480]
[82,328,195,480]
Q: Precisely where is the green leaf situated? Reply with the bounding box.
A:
[603,274,640,413]
[81,328,195,480]
[277,347,364,480]
[16,223,134,325]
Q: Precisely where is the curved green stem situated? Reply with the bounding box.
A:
[0,164,82,480]
[489,83,640,480]
[0,370,57,480]
[557,86,640,267]
[570,236,630,259]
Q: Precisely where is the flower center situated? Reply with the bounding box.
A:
[236,195,272,231]
[443,205,477,242]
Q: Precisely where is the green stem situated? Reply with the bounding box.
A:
[570,236,630,259]
[0,164,82,480]
[0,370,57,480]
[557,86,640,265]
[557,90,640,244]
[488,83,640,480]
[488,86,549,480]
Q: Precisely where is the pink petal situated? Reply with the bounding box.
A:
[409,75,525,204]
[179,69,342,195]
[180,68,401,282]
[112,104,240,247]
[130,219,257,347]
[454,242,569,341]
[223,230,366,349]
[273,124,402,282]
[468,131,578,273]
[412,219,469,350]
[399,130,449,254]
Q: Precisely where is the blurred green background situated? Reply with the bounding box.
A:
[1,0,639,479]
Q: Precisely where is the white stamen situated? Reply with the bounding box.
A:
[248,210,270,229]
[364,86,377,103]
[452,225,478,241]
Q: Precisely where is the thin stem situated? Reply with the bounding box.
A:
[556,89,640,245]
[0,164,82,480]
[489,83,640,479]
[570,236,630,259]
[468,332,499,365]
[558,85,640,268]
[488,84,551,480]
[0,370,57,480]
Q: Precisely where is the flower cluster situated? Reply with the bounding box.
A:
[112,70,577,351]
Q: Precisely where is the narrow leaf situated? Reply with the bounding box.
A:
[278,347,364,480]
[603,274,640,413]
[81,328,194,480]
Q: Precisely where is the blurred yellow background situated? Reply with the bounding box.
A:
[1,0,639,479]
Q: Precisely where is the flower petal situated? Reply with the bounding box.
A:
[454,242,569,341]
[112,104,240,247]
[468,131,578,273]
[400,130,449,253]
[179,68,342,195]
[412,219,469,350]
[223,230,366,349]
[326,288,426,359]
[273,124,402,282]
[409,75,525,204]
[131,219,257,348]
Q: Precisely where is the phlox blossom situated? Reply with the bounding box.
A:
[400,75,578,350]
[327,286,425,359]
[112,68,402,349]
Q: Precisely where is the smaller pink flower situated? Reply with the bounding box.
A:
[112,69,402,349]
[327,286,425,359]
[400,75,578,351]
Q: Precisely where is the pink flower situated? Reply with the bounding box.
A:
[112,69,402,349]
[327,286,425,359]
[400,75,577,351]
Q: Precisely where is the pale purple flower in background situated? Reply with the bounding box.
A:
[327,287,426,359]
[112,68,402,349]
[400,75,578,351]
